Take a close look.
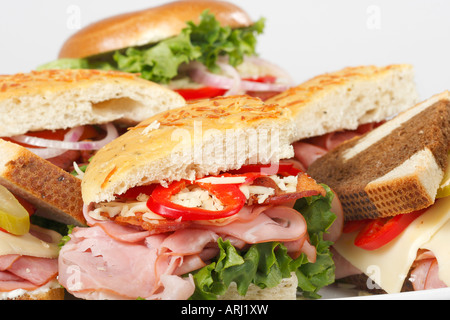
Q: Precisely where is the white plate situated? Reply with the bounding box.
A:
[318,284,450,300]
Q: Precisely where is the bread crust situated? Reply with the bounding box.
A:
[267,64,418,141]
[0,139,85,225]
[6,287,65,300]
[82,95,296,204]
[59,0,253,59]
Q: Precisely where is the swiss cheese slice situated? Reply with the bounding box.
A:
[421,219,450,286]
[0,224,62,259]
[334,196,450,294]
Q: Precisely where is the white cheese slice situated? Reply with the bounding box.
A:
[195,176,247,184]
[334,195,450,294]
[0,225,61,258]
[421,219,450,286]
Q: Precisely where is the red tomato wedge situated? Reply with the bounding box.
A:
[352,209,427,251]
[147,179,246,221]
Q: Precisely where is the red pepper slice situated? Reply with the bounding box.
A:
[147,179,246,221]
[146,162,299,221]
[353,209,427,251]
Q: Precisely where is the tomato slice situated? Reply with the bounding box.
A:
[342,219,370,234]
[147,179,246,221]
[116,185,157,200]
[242,75,277,84]
[2,125,102,148]
[229,162,303,177]
[174,87,227,100]
[353,209,427,250]
[174,76,278,101]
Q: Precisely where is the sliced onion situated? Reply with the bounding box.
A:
[187,61,290,95]
[20,126,85,159]
[12,123,118,151]
[13,123,119,159]
[216,62,243,96]
[188,62,235,89]
[242,56,295,86]
[26,147,68,159]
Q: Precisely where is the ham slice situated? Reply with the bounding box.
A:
[0,255,58,292]
[410,251,447,290]
[7,256,58,286]
[60,204,314,300]
[294,122,382,170]
[197,206,307,244]
[59,225,186,300]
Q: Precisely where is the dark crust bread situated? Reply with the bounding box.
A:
[6,287,65,300]
[308,99,450,220]
[0,139,85,226]
[337,273,414,295]
[58,0,253,58]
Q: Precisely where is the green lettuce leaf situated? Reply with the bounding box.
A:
[189,184,336,300]
[37,11,265,84]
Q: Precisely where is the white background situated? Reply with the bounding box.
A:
[0,0,449,99]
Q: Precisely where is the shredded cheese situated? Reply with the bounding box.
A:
[90,174,300,219]
[269,175,298,193]
[141,120,160,135]
[196,176,247,184]
[170,187,224,211]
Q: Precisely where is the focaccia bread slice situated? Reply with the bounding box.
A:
[0,69,185,137]
[267,64,418,141]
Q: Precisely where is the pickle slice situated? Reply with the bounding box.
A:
[0,185,30,235]
[437,153,450,198]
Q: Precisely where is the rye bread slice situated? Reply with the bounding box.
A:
[0,139,85,226]
[307,91,450,220]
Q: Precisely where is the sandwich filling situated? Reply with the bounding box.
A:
[3,123,120,173]
[59,162,337,300]
[0,188,62,298]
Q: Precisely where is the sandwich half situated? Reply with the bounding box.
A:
[0,69,184,172]
[0,139,91,300]
[266,64,419,171]
[307,91,450,294]
[39,0,293,101]
[58,95,339,300]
